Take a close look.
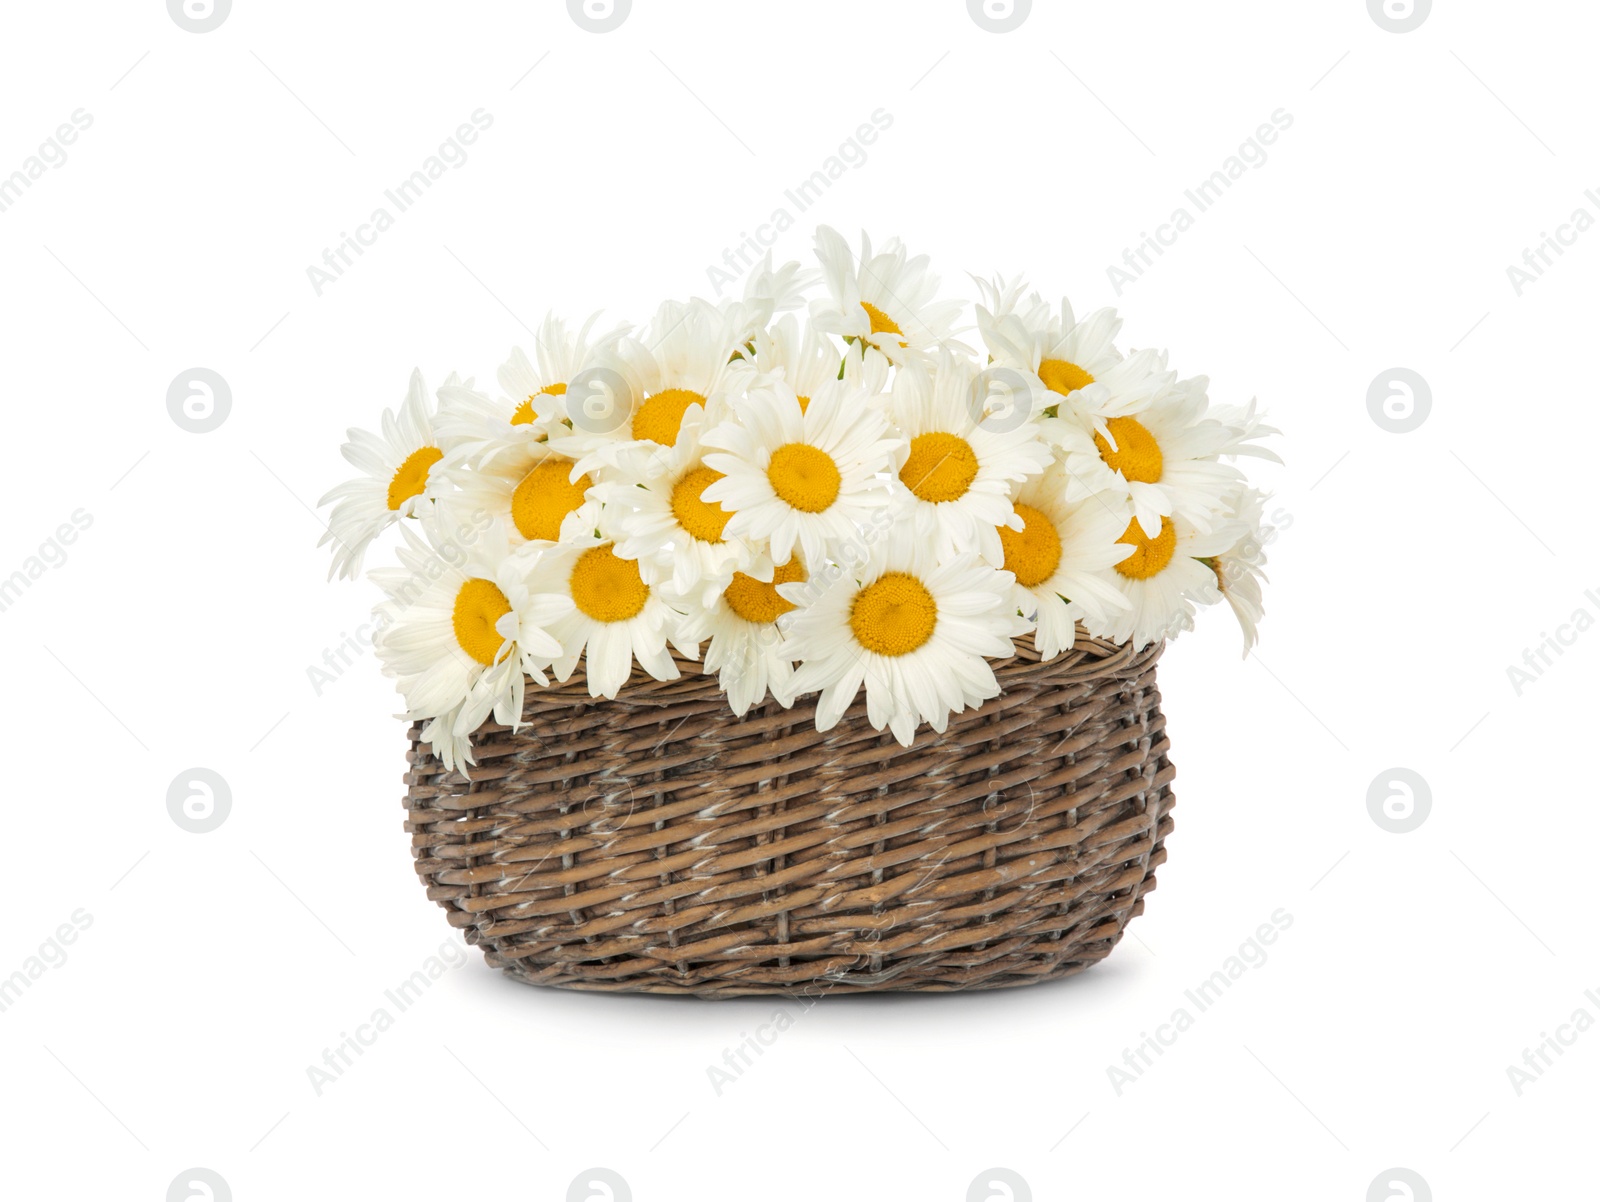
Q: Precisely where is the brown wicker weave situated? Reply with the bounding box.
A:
[402,632,1175,997]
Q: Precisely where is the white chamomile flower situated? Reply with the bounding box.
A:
[995,469,1134,660]
[1204,488,1274,654]
[567,299,753,480]
[600,438,772,608]
[533,534,697,699]
[1098,509,1238,651]
[1058,371,1244,540]
[887,353,1053,562]
[1209,397,1284,464]
[745,252,818,314]
[750,314,843,408]
[319,368,448,580]
[782,539,1027,746]
[434,313,624,462]
[809,225,966,365]
[440,436,599,551]
[701,377,901,567]
[370,509,573,773]
[980,296,1166,423]
[724,252,821,345]
[971,273,1049,326]
[499,312,626,428]
[751,312,891,400]
[671,553,809,716]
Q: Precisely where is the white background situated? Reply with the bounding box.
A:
[2,1,1595,1199]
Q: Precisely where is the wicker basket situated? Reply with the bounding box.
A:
[401,633,1175,997]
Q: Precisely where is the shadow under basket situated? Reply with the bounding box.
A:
[402,633,1175,997]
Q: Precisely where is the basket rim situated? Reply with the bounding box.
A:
[414,629,1163,738]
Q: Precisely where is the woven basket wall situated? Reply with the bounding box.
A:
[401,632,1175,997]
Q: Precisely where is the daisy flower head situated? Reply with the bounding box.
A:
[971,273,1053,336]
[435,312,626,464]
[1097,506,1238,651]
[701,375,902,567]
[320,226,1281,750]
[996,468,1135,660]
[723,251,821,345]
[319,368,448,581]
[809,225,966,367]
[1209,396,1285,465]
[749,313,889,409]
[1203,488,1275,654]
[369,506,573,773]
[782,538,1027,746]
[531,527,697,700]
[1059,368,1244,542]
[599,436,773,608]
[887,352,1052,563]
[565,298,754,481]
[980,295,1168,427]
[671,552,809,716]
[439,436,599,552]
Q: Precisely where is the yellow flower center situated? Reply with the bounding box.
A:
[767,443,841,513]
[796,394,811,413]
[570,545,649,623]
[386,446,443,511]
[724,557,805,625]
[671,466,729,543]
[850,572,938,657]
[451,577,512,667]
[632,387,706,446]
[1114,517,1177,580]
[1037,358,1094,397]
[861,301,902,337]
[511,458,590,542]
[511,381,567,427]
[899,431,979,503]
[1094,416,1164,484]
[997,503,1062,587]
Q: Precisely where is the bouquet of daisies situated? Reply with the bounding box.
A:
[320,227,1279,772]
